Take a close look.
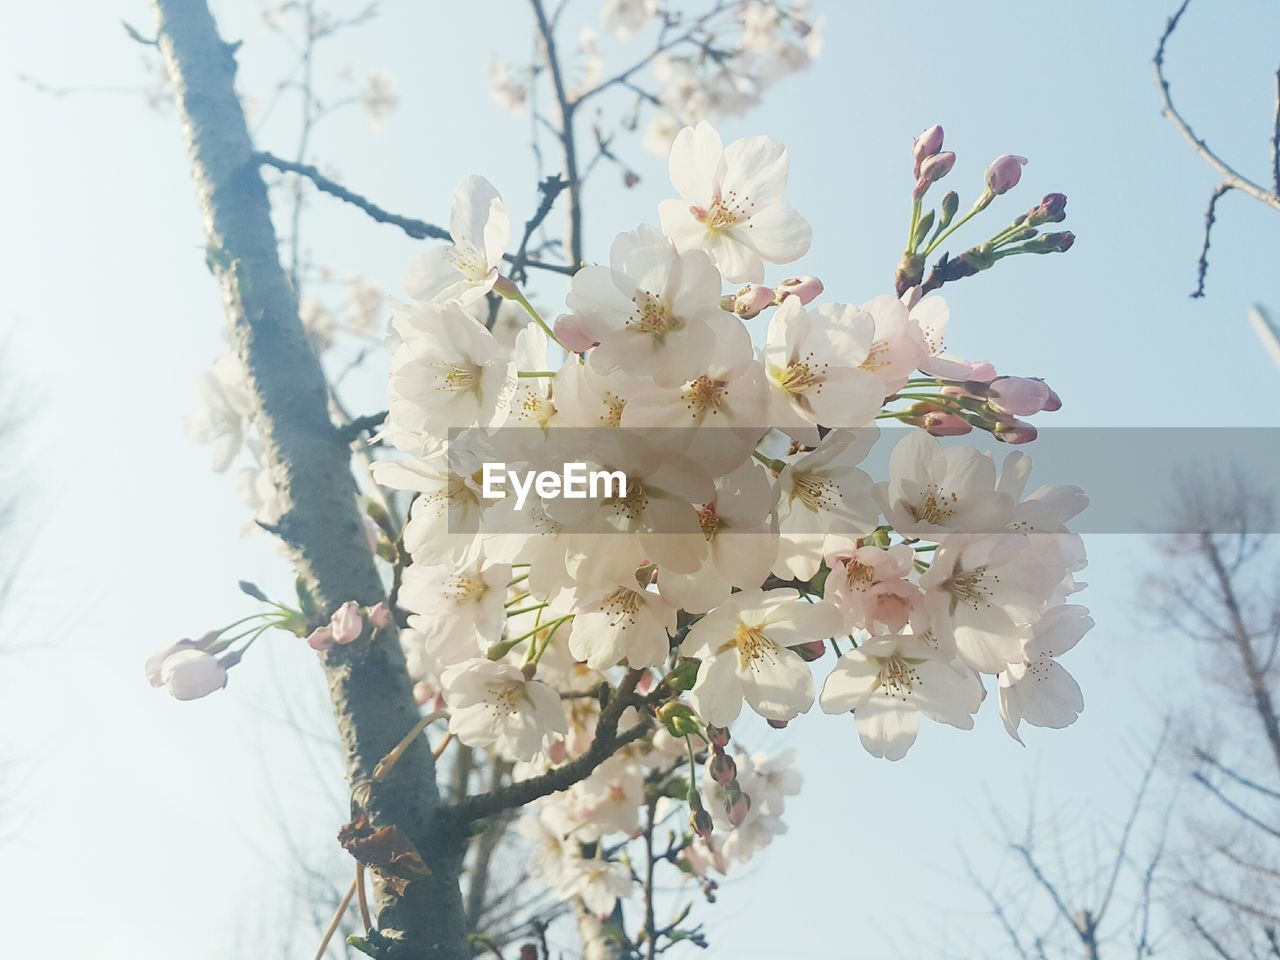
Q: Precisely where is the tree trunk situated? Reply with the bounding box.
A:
[150,2,469,955]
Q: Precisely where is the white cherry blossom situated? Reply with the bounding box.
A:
[565,224,723,388]
[820,633,983,760]
[919,533,1064,673]
[385,301,516,451]
[184,353,250,472]
[399,558,512,666]
[682,588,839,725]
[441,658,566,761]
[404,175,510,306]
[773,429,881,581]
[999,603,1091,742]
[763,298,885,444]
[659,121,811,282]
[568,580,676,670]
[881,429,1015,538]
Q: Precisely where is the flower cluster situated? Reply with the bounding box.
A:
[362,118,1090,914]
[169,104,1089,932]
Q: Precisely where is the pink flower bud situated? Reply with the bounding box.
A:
[731,284,775,319]
[994,419,1038,444]
[985,155,1028,195]
[1042,387,1062,412]
[709,752,737,785]
[367,602,392,628]
[912,124,945,161]
[766,718,789,730]
[159,648,228,700]
[329,601,364,645]
[987,376,1052,416]
[727,793,752,828]
[553,314,598,353]
[793,639,827,662]
[690,806,714,840]
[706,725,731,749]
[775,275,823,305]
[919,151,956,183]
[306,626,335,651]
[917,411,972,437]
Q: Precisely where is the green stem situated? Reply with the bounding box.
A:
[923,193,991,257]
[507,286,566,351]
[518,370,557,378]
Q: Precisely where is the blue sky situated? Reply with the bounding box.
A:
[2,0,1279,957]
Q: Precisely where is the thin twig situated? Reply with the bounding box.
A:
[255,152,576,276]
[510,175,569,283]
[1191,183,1231,298]
[355,863,372,932]
[314,873,358,960]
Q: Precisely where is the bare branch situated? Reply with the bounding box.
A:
[1191,183,1232,298]
[1190,915,1237,960]
[1096,726,1167,925]
[1195,749,1280,801]
[256,151,576,276]
[1154,0,1280,214]
[1192,772,1280,841]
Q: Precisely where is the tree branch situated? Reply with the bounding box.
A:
[1191,183,1231,298]
[256,151,576,276]
[1154,0,1280,214]
[151,3,468,956]
[1192,771,1280,841]
[455,670,651,822]
[529,0,583,267]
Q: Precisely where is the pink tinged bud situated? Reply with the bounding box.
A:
[919,411,972,437]
[159,648,228,700]
[912,124,945,161]
[709,752,737,785]
[367,602,392,628]
[412,680,437,707]
[766,718,789,730]
[329,601,364,645]
[306,626,335,651]
[985,155,1028,195]
[994,419,1038,444]
[969,361,998,383]
[732,284,775,319]
[775,275,823,305]
[987,376,1052,416]
[553,314,597,353]
[706,725,731,749]
[690,807,715,840]
[1042,387,1062,412]
[919,151,956,183]
[727,793,752,828]
[912,176,931,201]
[793,639,827,662]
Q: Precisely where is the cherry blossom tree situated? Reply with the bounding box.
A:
[144,1,1092,957]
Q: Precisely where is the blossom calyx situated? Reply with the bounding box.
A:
[657,701,702,739]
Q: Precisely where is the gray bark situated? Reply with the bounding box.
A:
[150,2,469,955]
